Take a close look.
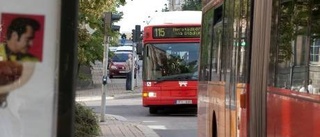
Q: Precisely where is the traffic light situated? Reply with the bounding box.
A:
[134,25,143,55]
[131,25,142,42]
[134,25,141,42]
[121,33,127,39]
[131,29,136,41]
[104,12,121,32]
[112,25,120,31]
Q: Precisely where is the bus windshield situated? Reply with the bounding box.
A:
[143,43,199,81]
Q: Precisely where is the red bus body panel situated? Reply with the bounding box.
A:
[240,88,320,137]
[143,25,201,44]
[142,24,200,108]
[142,81,198,107]
[267,88,320,137]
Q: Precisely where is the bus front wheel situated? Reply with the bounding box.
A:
[149,107,158,114]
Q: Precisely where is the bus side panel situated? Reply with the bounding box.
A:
[235,84,246,137]
[239,83,249,137]
[198,81,210,137]
[208,82,226,137]
[142,81,198,106]
[240,104,248,137]
[267,88,320,137]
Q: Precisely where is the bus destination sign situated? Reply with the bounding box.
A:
[153,26,201,38]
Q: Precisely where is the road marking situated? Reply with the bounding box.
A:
[143,121,157,123]
[147,125,167,130]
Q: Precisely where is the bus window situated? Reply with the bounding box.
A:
[269,0,320,94]
[144,43,199,81]
[199,7,214,81]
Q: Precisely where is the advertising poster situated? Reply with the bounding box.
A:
[0,1,60,137]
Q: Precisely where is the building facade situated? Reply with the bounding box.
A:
[168,0,185,11]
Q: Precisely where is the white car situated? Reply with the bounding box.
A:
[115,46,136,53]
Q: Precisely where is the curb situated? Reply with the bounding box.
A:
[75,96,114,102]
[113,92,142,99]
[75,93,142,102]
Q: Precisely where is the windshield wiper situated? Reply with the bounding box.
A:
[155,77,172,83]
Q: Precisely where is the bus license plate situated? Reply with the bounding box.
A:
[176,100,192,104]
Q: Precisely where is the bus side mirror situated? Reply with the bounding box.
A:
[136,43,142,55]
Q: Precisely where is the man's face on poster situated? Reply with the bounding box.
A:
[11,25,35,54]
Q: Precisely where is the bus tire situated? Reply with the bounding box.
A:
[149,107,158,114]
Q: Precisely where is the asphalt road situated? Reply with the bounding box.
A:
[85,92,198,137]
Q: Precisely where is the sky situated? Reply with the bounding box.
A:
[115,0,168,33]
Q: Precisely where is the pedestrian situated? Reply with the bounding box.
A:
[125,53,133,90]
[0,17,40,62]
[308,79,314,94]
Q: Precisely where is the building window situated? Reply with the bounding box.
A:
[310,39,320,64]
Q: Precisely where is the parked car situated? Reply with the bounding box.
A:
[109,46,117,52]
[108,52,138,78]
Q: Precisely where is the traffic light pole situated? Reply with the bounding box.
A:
[131,25,141,90]
[131,44,135,90]
[134,43,138,87]
[100,36,110,122]
[100,11,121,122]
[131,43,138,90]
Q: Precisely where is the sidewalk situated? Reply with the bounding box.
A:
[98,114,159,137]
[76,78,160,137]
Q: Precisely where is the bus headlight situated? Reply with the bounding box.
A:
[143,92,157,97]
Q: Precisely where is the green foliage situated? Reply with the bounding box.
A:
[277,3,295,62]
[75,102,100,137]
[78,0,126,66]
[182,0,202,11]
[275,1,320,62]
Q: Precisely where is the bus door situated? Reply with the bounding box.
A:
[211,4,238,137]
[213,8,238,137]
[216,1,251,137]
[211,4,239,137]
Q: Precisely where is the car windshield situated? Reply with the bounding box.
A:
[112,53,129,62]
[143,43,199,81]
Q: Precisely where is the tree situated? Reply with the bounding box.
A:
[182,0,202,11]
[77,0,126,75]
[275,0,320,63]
[78,0,125,64]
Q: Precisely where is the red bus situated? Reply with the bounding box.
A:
[198,0,320,137]
[140,11,201,114]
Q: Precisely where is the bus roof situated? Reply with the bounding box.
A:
[147,11,202,26]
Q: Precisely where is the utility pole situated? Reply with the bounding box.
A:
[131,25,141,90]
[100,12,121,122]
[131,43,135,90]
[100,36,109,122]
